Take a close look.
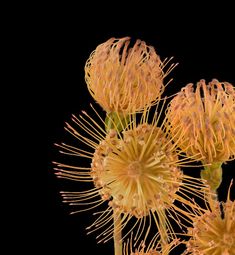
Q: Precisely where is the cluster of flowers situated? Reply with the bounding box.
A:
[53,37,235,255]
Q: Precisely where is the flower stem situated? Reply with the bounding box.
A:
[200,162,222,199]
[113,211,122,255]
[159,209,168,247]
[105,112,130,133]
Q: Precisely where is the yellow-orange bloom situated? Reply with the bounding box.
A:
[54,103,209,244]
[186,181,235,255]
[166,79,235,164]
[85,37,175,114]
[92,124,182,218]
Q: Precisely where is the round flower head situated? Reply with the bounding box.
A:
[54,103,209,244]
[186,181,235,255]
[85,37,176,114]
[166,79,235,164]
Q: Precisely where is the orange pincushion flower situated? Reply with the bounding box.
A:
[54,104,209,244]
[92,124,182,218]
[85,37,175,114]
[166,79,235,164]
[186,181,235,255]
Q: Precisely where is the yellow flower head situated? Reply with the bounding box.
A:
[186,181,235,255]
[54,103,209,244]
[166,79,235,164]
[85,37,175,114]
[92,124,181,218]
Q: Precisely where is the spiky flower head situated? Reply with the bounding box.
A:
[54,104,209,244]
[186,181,235,255]
[166,79,235,164]
[92,124,182,218]
[85,37,175,114]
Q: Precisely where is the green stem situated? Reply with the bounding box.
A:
[200,162,222,199]
[105,112,131,133]
[113,211,122,255]
[105,113,126,255]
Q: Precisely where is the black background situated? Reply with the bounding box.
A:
[44,7,235,255]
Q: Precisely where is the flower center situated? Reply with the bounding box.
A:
[127,161,142,178]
